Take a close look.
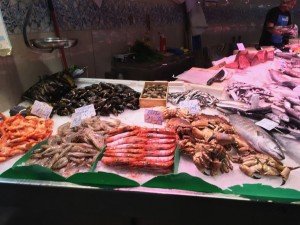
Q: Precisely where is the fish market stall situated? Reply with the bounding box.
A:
[0,62,300,223]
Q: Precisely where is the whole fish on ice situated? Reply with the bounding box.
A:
[273,133,300,163]
[229,114,285,160]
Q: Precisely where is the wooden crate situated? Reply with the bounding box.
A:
[139,81,169,108]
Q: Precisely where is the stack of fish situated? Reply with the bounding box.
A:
[225,79,300,138]
[27,117,121,177]
[102,126,177,173]
[168,90,219,108]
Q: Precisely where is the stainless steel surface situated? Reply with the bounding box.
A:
[30,37,77,49]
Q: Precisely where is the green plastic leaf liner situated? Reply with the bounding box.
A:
[0,165,66,182]
[143,172,223,194]
[66,172,140,188]
[224,183,300,203]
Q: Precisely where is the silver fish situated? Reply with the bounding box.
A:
[269,69,298,89]
[216,100,250,112]
[229,115,285,160]
[273,133,300,163]
[271,105,290,122]
[294,105,300,111]
[269,69,288,84]
[288,128,300,139]
[283,69,300,78]
[285,106,300,120]
[275,52,294,59]
[286,97,300,106]
[265,113,281,124]
[284,100,292,109]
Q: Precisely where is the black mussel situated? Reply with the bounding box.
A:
[125,103,133,109]
[91,84,98,89]
[57,108,70,116]
[99,110,110,116]
[102,91,111,98]
[116,104,125,110]
[112,108,119,116]
[100,82,114,90]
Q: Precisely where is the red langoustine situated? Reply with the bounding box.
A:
[102,126,177,173]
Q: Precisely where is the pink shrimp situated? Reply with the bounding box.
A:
[145,148,175,156]
[107,137,147,147]
[106,144,145,149]
[140,133,176,139]
[146,138,176,144]
[144,143,176,150]
[106,130,140,143]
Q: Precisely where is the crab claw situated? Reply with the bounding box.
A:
[239,164,262,179]
[208,133,235,145]
[252,174,262,179]
[280,167,291,186]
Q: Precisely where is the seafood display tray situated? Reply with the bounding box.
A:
[0,77,300,222]
[139,81,169,108]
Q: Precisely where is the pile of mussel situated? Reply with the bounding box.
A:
[53,83,140,116]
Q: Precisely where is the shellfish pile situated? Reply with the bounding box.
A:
[0,115,53,162]
[26,117,121,177]
[167,113,255,175]
[53,82,140,116]
[102,126,177,173]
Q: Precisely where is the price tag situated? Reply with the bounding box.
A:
[31,100,53,119]
[144,109,164,125]
[179,100,200,115]
[255,118,278,131]
[74,104,96,120]
[237,43,246,51]
[70,112,82,128]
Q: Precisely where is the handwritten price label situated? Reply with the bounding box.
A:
[31,100,53,119]
[144,109,164,125]
[179,100,200,115]
[70,113,82,128]
[71,105,96,128]
[255,118,278,131]
[74,104,96,120]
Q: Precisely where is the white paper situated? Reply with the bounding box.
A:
[75,104,96,120]
[31,100,53,119]
[255,118,279,131]
[70,112,82,128]
[237,43,246,51]
[179,100,200,114]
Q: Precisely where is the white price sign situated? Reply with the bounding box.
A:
[179,100,200,115]
[237,43,246,51]
[31,100,53,119]
[255,118,278,131]
[70,112,82,128]
[74,104,96,120]
[71,104,96,127]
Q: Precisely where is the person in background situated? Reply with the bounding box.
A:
[259,0,297,48]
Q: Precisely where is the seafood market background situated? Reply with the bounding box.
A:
[1,0,300,225]
[1,0,300,111]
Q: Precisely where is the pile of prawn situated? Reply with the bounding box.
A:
[0,114,53,162]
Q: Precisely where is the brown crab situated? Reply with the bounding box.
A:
[239,154,299,185]
[193,142,233,176]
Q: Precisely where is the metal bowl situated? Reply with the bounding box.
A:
[30,37,78,50]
